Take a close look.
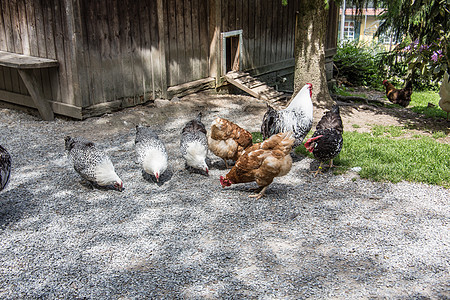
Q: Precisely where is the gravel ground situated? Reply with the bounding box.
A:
[0,94,449,299]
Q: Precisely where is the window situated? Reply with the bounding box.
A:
[343,21,355,41]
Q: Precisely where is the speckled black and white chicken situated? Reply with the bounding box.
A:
[180,112,209,175]
[261,83,314,148]
[304,104,343,176]
[135,125,168,182]
[0,145,11,191]
[65,136,123,191]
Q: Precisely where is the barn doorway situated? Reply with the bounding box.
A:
[221,30,243,75]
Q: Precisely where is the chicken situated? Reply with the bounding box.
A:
[208,117,253,168]
[219,131,295,200]
[382,80,413,107]
[180,112,209,175]
[135,125,168,182]
[304,104,343,176]
[261,83,313,148]
[65,136,123,191]
[439,71,450,120]
[0,145,11,191]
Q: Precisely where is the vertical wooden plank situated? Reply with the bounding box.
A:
[17,0,30,55]
[106,0,124,102]
[270,0,278,64]
[0,4,7,50]
[1,2,14,92]
[209,0,221,81]
[138,0,152,101]
[52,0,70,107]
[32,0,52,101]
[183,0,194,82]
[175,0,186,85]
[0,5,8,90]
[157,0,168,97]
[190,0,200,80]
[149,0,161,96]
[130,1,142,103]
[119,0,135,100]
[166,0,177,86]
[97,1,115,103]
[254,0,261,67]
[8,0,27,94]
[43,0,62,102]
[246,0,255,70]
[198,0,209,78]
[65,0,87,107]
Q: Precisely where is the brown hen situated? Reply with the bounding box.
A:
[220,131,295,199]
[383,80,413,107]
[208,117,253,168]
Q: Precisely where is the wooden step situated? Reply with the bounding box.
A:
[224,70,288,105]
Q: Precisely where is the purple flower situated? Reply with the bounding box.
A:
[419,44,429,52]
[431,51,439,62]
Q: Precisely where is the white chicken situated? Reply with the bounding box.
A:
[261,83,313,147]
[439,71,450,120]
[135,125,168,182]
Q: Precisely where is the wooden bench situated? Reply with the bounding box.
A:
[0,50,59,121]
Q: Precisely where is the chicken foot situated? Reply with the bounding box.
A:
[248,186,268,200]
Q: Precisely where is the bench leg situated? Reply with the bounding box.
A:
[18,69,54,121]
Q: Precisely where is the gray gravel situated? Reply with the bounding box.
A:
[0,94,449,299]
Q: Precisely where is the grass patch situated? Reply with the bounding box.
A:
[337,132,449,187]
[352,124,361,128]
[409,91,446,119]
[371,125,404,137]
[251,132,263,143]
[432,131,447,139]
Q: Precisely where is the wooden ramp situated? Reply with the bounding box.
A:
[225,71,288,106]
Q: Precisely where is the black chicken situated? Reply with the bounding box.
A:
[1,145,11,191]
[304,105,343,176]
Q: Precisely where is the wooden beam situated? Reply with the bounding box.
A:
[17,69,54,120]
[167,77,216,98]
[0,50,58,69]
[0,89,82,119]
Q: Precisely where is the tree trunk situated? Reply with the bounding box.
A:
[293,1,333,107]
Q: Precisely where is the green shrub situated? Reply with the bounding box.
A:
[333,41,384,88]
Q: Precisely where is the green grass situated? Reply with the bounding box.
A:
[371,125,404,137]
[432,131,447,139]
[296,131,450,188]
[251,132,263,143]
[352,124,361,128]
[409,91,447,119]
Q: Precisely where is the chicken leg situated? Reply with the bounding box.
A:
[248,186,268,200]
[223,159,230,169]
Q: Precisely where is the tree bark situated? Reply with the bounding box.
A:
[293,1,333,107]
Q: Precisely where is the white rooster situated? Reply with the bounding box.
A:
[261,83,313,147]
[439,71,450,120]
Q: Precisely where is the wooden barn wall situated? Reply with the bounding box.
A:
[219,0,300,72]
[0,0,72,106]
[78,0,163,107]
[164,0,210,87]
